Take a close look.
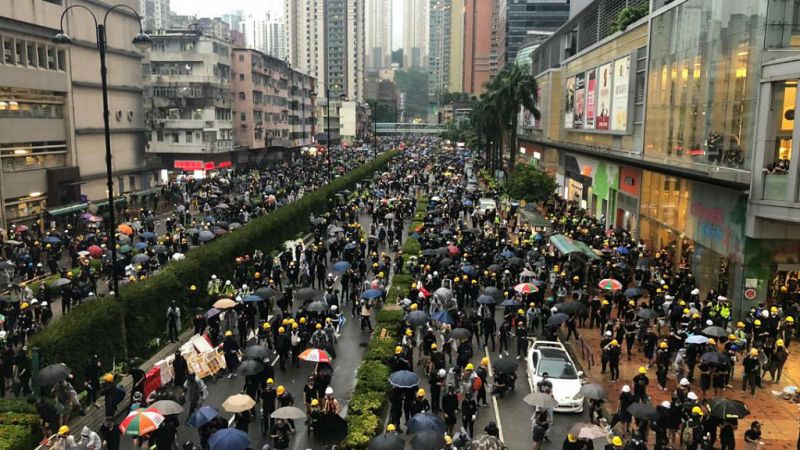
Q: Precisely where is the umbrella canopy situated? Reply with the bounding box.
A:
[702,326,729,338]
[406,412,446,434]
[431,310,454,325]
[523,392,558,408]
[150,400,183,415]
[434,287,453,299]
[514,282,539,294]
[187,405,219,428]
[637,308,658,319]
[236,360,263,376]
[362,288,383,299]
[708,398,750,419]
[405,310,431,327]
[298,348,332,363]
[578,383,607,400]
[547,313,569,327]
[466,434,505,450]
[198,230,215,242]
[493,359,518,373]
[172,253,185,261]
[368,434,404,450]
[686,335,709,345]
[87,245,103,258]
[450,327,472,340]
[306,300,328,313]
[388,370,420,389]
[624,287,645,297]
[36,363,71,386]
[598,278,623,291]
[410,430,445,450]
[51,278,71,288]
[222,394,256,413]
[483,286,503,299]
[567,422,609,440]
[208,428,250,450]
[486,264,503,273]
[254,287,282,300]
[476,294,496,305]
[555,302,586,315]
[119,408,164,436]
[500,299,521,307]
[117,224,134,236]
[244,345,270,360]
[627,403,658,420]
[271,406,306,420]
[295,287,323,302]
[132,254,149,264]
[332,261,352,273]
[205,308,222,320]
[313,414,348,445]
[243,295,263,303]
[701,351,731,365]
[213,298,237,309]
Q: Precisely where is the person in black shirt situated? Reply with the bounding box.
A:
[172,351,188,400]
[461,392,478,437]
[441,385,459,436]
[743,421,762,449]
[99,417,121,450]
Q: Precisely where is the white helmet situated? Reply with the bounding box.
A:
[225,280,232,286]
[679,378,690,386]
[438,369,446,377]
[325,387,334,395]
[330,305,338,311]
[242,284,248,290]
[211,274,217,280]
[687,392,698,400]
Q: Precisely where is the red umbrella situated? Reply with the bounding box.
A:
[447,244,460,256]
[418,287,431,298]
[514,283,539,294]
[598,278,623,291]
[14,224,28,233]
[298,348,332,363]
[87,245,103,258]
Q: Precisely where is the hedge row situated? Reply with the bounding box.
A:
[30,151,401,385]
[0,400,40,450]
[340,197,427,448]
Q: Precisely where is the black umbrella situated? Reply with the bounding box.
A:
[578,383,607,400]
[483,286,503,300]
[368,434,404,450]
[450,327,472,340]
[306,301,328,313]
[708,398,750,419]
[555,302,586,315]
[313,414,348,445]
[410,430,445,450]
[547,313,569,327]
[702,326,729,338]
[637,308,658,320]
[36,363,71,386]
[254,287,282,300]
[493,359,518,373]
[438,258,454,269]
[624,287,645,297]
[486,264,503,273]
[701,351,731,365]
[627,403,658,420]
[295,288,323,302]
[244,345,270,360]
[405,310,431,327]
[236,360,263,376]
[421,249,442,257]
[389,370,420,389]
[476,294,496,305]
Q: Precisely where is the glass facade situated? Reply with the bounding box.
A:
[644,0,768,171]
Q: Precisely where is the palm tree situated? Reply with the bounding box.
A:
[471,94,502,172]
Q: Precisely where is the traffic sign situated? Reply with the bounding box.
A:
[744,288,757,300]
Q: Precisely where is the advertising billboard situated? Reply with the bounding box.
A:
[611,55,630,132]
[586,69,597,129]
[564,76,575,128]
[573,73,585,129]
[596,63,612,130]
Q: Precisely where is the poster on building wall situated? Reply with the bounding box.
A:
[564,76,575,128]
[596,63,612,130]
[585,69,597,129]
[611,55,630,132]
[573,73,585,129]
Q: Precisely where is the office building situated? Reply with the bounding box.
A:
[495,0,569,68]
[463,0,494,94]
[403,0,429,68]
[365,0,392,69]
[448,0,465,93]
[143,18,235,175]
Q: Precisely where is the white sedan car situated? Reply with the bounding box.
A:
[526,340,584,413]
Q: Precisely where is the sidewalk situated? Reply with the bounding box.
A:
[567,321,800,449]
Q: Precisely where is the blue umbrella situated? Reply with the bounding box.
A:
[463,199,473,206]
[388,370,420,389]
[616,246,630,254]
[500,249,516,258]
[406,412,446,434]
[531,279,545,287]
[204,216,216,224]
[134,242,148,250]
[686,335,709,345]
[477,294,496,305]
[431,310,454,325]
[205,308,222,319]
[43,236,61,244]
[362,288,383,299]
[332,261,351,273]
[209,428,250,450]
[500,299,521,307]
[187,405,219,428]
[140,231,156,240]
[243,295,263,303]
[461,265,477,276]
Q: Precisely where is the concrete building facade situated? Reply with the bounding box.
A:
[139,0,170,33]
[365,0,392,69]
[403,0,429,69]
[428,0,452,98]
[463,0,495,94]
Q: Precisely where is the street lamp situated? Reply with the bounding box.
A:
[372,99,378,157]
[54,4,151,299]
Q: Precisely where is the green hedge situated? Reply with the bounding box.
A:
[0,424,39,450]
[30,151,400,384]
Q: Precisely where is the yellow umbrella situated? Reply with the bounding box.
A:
[213,298,238,309]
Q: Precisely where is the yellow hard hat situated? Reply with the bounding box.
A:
[395,346,403,354]
[315,323,322,329]
[21,302,29,309]
[445,435,452,444]
[610,339,618,345]
[465,363,474,371]
[517,309,524,315]
[568,433,577,442]
[771,306,779,313]
[278,326,286,333]
[58,425,70,435]
[417,388,425,397]
[262,322,271,329]
[292,323,299,329]
[754,320,761,326]
[683,308,690,314]
[277,385,285,395]
[481,357,489,366]
[692,313,700,319]
[311,399,319,406]
[787,316,795,322]
[254,272,261,278]
[299,317,306,324]
[659,342,668,349]
[628,300,635,306]
[410,304,418,311]
[430,343,437,350]
[612,436,623,446]
[708,338,715,345]
[405,329,413,336]
[103,373,114,383]
[691,406,703,415]
[728,334,736,340]
[267,378,274,384]
[777,339,785,347]
[638,366,646,374]
[737,321,745,328]
[750,348,759,355]
[387,424,396,432]
[282,319,290,325]
[224,330,233,337]
[472,280,477,284]
[602,300,609,305]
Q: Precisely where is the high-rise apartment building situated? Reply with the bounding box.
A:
[220,10,244,33]
[495,0,569,68]
[449,0,465,93]
[428,0,452,98]
[403,0,429,69]
[365,0,392,69]
[240,12,285,60]
[265,15,285,61]
[463,0,495,94]
[139,0,171,33]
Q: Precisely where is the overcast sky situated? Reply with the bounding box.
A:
[171,0,405,50]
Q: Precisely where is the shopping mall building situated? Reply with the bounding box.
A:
[519,0,800,317]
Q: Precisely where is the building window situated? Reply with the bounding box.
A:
[2,38,12,64]
[156,130,164,142]
[171,132,179,143]
[239,54,244,61]
[129,176,136,191]
[239,73,245,81]
[0,141,67,172]
[239,92,246,100]
[57,50,66,71]
[240,112,246,121]
[185,131,193,143]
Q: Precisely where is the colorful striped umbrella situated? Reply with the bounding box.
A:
[119,408,164,436]
[513,283,539,294]
[298,348,332,363]
[597,278,623,291]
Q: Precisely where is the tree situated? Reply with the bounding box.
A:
[394,70,430,121]
[503,164,557,205]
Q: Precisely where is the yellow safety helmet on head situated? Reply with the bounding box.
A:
[58,425,70,435]
[292,322,299,329]
[638,366,646,374]
[691,406,703,415]
[278,326,286,333]
[225,330,233,337]
[277,385,286,395]
[395,346,403,355]
[417,388,425,397]
[777,339,785,347]
[481,357,489,366]
[465,363,474,371]
[737,321,745,328]
[262,322,271,329]
[103,373,114,383]
[787,316,795,323]
[445,435,453,444]
[750,348,759,355]
[659,341,668,349]
[610,339,618,346]
[299,317,306,324]
[430,343,437,350]
[567,433,577,442]
[311,399,319,406]
[405,329,413,336]
[387,424,396,432]
[612,436,623,446]
[708,338,716,345]
[267,378,274,384]
[754,319,761,326]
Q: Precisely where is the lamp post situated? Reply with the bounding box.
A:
[54,4,152,298]
[372,99,378,156]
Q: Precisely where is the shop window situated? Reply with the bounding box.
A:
[763,80,797,201]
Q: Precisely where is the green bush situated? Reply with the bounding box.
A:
[356,360,390,392]
[363,333,398,362]
[348,389,386,416]
[375,308,404,327]
[0,399,36,415]
[30,151,400,383]
[0,424,39,450]
[0,412,40,427]
[340,413,381,449]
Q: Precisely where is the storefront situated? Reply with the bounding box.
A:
[616,166,641,235]
[562,153,619,223]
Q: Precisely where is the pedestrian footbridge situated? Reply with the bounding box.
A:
[375,122,445,134]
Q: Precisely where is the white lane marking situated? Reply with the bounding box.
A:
[484,346,505,443]
[271,356,280,366]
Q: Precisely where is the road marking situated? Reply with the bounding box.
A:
[484,346,505,443]
[271,356,280,366]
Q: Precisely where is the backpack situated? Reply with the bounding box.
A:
[681,425,694,444]
[471,376,482,392]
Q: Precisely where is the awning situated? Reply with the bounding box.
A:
[519,206,549,228]
[47,203,88,217]
[131,187,161,197]
[572,240,601,260]
[92,196,127,207]
[549,234,579,255]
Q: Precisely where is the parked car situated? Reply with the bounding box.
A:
[526,340,584,413]
[477,198,497,215]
